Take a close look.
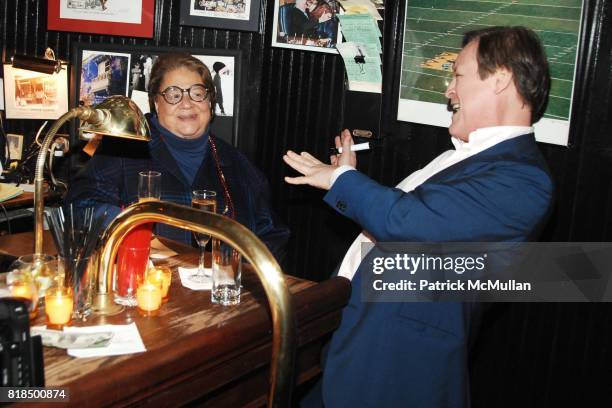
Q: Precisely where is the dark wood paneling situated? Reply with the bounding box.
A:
[2,0,612,405]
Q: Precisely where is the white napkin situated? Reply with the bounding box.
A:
[65,323,146,358]
[149,238,179,259]
[178,267,212,290]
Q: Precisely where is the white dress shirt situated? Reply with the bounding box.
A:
[332,126,533,280]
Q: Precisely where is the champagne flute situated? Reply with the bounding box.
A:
[190,190,217,283]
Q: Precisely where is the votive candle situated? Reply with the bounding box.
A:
[45,287,73,329]
[137,282,162,316]
[147,266,172,302]
[10,282,34,300]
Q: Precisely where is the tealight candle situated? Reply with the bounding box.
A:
[45,287,73,330]
[147,266,172,302]
[7,271,39,320]
[10,282,34,300]
[136,281,162,316]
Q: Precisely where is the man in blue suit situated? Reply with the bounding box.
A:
[284,26,553,407]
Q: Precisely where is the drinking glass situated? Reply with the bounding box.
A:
[9,254,57,298]
[211,239,241,305]
[190,190,217,284]
[114,171,160,306]
[138,170,162,201]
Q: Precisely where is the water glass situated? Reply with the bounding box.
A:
[211,239,241,305]
[138,170,162,201]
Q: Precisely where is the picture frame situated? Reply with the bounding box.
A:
[6,134,24,162]
[179,0,261,32]
[271,0,341,54]
[2,64,69,120]
[71,42,242,147]
[396,0,585,146]
[0,78,4,110]
[47,0,155,38]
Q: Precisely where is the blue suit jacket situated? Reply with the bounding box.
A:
[319,134,553,407]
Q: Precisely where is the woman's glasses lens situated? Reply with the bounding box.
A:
[161,85,208,104]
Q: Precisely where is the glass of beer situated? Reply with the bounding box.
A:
[190,190,217,284]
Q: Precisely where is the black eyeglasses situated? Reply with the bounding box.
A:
[158,84,210,105]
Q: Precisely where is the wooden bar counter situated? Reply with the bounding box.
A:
[1,233,350,407]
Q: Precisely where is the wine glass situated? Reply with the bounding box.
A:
[190,190,217,284]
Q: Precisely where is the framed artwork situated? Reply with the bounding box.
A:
[2,64,69,120]
[396,0,585,146]
[0,78,4,110]
[71,42,241,146]
[6,134,24,161]
[47,0,155,38]
[179,0,261,32]
[271,0,341,54]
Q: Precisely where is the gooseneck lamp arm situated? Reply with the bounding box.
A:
[33,106,106,255]
[93,201,297,407]
[33,95,150,255]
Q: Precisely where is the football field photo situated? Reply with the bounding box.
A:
[398,0,583,145]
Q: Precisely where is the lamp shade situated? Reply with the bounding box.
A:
[80,96,151,141]
[11,54,63,74]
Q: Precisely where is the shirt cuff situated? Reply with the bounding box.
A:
[330,165,356,187]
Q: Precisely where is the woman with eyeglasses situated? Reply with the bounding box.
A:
[66,53,290,262]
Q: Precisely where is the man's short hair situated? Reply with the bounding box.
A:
[463,26,551,124]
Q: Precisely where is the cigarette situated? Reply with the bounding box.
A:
[332,142,371,154]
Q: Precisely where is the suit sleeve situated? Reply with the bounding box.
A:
[323,164,552,242]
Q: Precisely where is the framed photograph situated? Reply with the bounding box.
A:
[2,64,69,120]
[72,42,241,146]
[0,78,4,110]
[6,134,24,161]
[179,0,261,32]
[396,0,585,146]
[47,0,155,38]
[79,50,131,106]
[271,0,341,54]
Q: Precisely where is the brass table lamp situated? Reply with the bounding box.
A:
[33,96,150,255]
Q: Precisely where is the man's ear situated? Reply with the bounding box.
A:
[494,67,513,94]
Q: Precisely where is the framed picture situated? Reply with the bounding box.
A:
[179,0,261,32]
[6,134,24,161]
[271,0,341,54]
[71,42,241,146]
[396,0,585,146]
[2,64,69,120]
[47,0,155,38]
[0,78,4,110]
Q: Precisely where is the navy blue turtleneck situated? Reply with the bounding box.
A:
[150,115,209,186]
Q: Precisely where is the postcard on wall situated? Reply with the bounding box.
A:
[272,0,341,54]
[6,134,24,161]
[194,55,235,117]
[189,0,252,21]
[396,0,584,146]
[2,64,69,120]
[59,0,142,24]
[80,50,131,106]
